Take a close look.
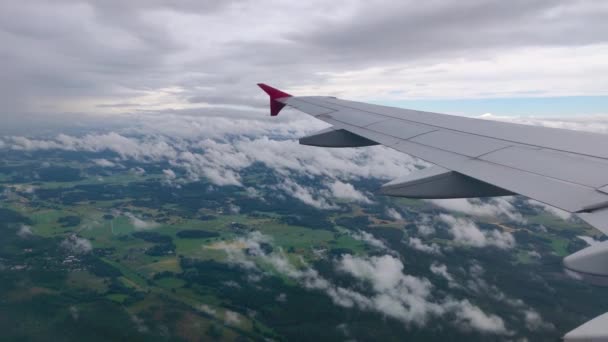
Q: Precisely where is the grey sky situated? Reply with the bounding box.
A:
[1,0,608,120]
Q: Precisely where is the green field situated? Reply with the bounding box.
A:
[0,150,605,341]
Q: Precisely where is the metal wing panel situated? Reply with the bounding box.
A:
[326,110,387,127]
[283,97,335,116]
[480,146,608,188]
[306,97,608,160]
[365,119,437,140]
[391,139,472,166]
[409,130,512,158]
[320,118,403,147]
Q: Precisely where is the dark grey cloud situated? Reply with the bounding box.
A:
[0,0,607,124]
[279,0,608,65]
[0,2,173,114]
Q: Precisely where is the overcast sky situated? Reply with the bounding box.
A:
[2,0,608,122]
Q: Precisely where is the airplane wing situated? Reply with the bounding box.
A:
[258,83,608,340]
[258,83,608,234]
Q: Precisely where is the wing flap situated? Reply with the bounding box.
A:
[299,127,379,147]
[380,166,513,199]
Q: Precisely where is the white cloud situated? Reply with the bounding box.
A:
[278,179,338,210]
[239,136,421,181]
[245,187,261,198]
[349,230,389,250]
[8,133,178,161]
[228,204,240,214]
[415,215,436,236]
[325,180,371,203]
[430,197,525,223]
[440,214,515,249]
[0,112,420,209]
[526,200,572,220]
[417,224,435,236]
[17,224,33,238]
[447,299,509,334]
[162,169,176,180]
[60,234,93,254]
[125,212,160,230]
[92,158,116,167]
[430,263,458,288]
[178,150,243,186]
[6,136,65,150]
[336,254,438,323]
[130,167,146,176]
[197,304,217,317]
[217,231,510,334]
[1,115,424,209]
[386,208,403,221]
[216,231,272,270]
[523,309,554,331]
[22,185,36,194]
[408,237,441,255]
[577,235,601,246]
[130,314,149,333]
[224,311,241,326]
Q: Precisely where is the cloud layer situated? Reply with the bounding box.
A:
[1,0,608,122]
[220,231,512,334]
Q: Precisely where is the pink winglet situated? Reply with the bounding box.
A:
[257,83,292,116]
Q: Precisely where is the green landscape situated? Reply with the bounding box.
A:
[0,147,606,341]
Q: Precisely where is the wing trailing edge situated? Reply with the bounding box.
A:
[299,127,379,147]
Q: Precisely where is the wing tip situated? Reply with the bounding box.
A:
[257,83,291,99]
[257,83,292,116]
